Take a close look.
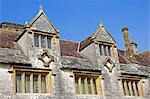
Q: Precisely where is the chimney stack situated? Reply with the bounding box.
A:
[130,41,138,54]
[122,27,131,49]
[122,27,136,62]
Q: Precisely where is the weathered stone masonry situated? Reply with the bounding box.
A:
[0,6,150,99]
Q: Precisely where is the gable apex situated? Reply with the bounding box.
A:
[93,22,116,44]
[26,5,59,33]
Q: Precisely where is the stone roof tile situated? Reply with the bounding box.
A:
[0,29,21,48]
[118,49,150,66]
[0,28,30,65]
[61,56,101,71]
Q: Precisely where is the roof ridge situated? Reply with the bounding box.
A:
[0,22,25,27]
[60,39,79,44]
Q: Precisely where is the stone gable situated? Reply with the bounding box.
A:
[96,26,115,43]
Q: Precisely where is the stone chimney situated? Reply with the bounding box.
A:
[130,41,138,54]
[122,27,131,49]
[122,27,136,62]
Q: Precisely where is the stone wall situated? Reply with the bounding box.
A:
[80,43,98,66]
[0,64,13,99]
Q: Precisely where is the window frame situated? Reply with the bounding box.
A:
[74,72,102,95]
[12,67,52,94]
[121,76,144,97]
[33,33,52,49]
[99,43,112,56]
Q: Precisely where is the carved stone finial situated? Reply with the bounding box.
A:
[39,4,43,11]
[99,21,103,27]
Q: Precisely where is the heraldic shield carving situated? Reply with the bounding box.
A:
[37,49,54,67]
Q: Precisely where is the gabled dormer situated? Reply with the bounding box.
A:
[25,5,59,49]
[17,5,61,69]
[93,22,116,57]
[79,22,119,67]
[94,22,116,44]
[26,5,58,33]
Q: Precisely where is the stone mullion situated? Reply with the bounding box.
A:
[13,70,16,93]
[106,46,108,56]
[47,72,51,93]
[52,36,56,48]
[111,45,114,57]
[132,81,138,96]
[137,81,143,96]
[30,73,33,93]
[96,76,102,95]
[124,81,129,95]
[78,77,82,94]
[39,35,41,48]
[45,36,48,48]
[32,32,35,46]
[101,45,104,56]
[38,74,41,93]
[109,46,112,56]
[84,77,88,94]
[128,81,133,96]
[90,78,95,95]
[22,72,25,93]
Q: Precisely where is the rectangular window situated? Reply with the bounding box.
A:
[34,34,52,49]
[41,35,46,48]
[47,37,51,49]
[74,74,102,95]
[16,74,22,93]
[99,45,103,55]
[34,34,39,47]
[25,73,30,93]
[122,78,143,96]
[14,70,50,93]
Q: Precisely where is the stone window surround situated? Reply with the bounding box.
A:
[96,41,115,57]
[120,75,144,97]
[99,44,114,57]
[33,33,52,49]
[32,31,56,49]
[73,71,103,96]
[10,66,52,94]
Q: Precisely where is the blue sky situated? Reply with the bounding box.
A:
[0,0,149,52]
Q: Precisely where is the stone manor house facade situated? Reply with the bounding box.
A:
[0,6,150,99]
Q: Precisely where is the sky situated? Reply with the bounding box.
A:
[0,0,149,52]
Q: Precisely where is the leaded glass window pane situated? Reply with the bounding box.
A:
[25,73,30,93]
[99,45,103,55]
[41,75,46,93]
[16,74,22,93]
[81,77,86,94]
[34,34,39,47]
[47,37,51,49]
[104,45,107,56]
[33,75,38,93]
[41,35,46,48]
[87,78,92,94]
[108,46,111,56]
